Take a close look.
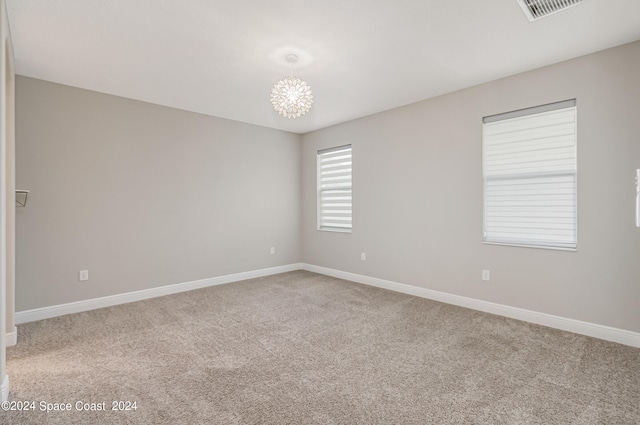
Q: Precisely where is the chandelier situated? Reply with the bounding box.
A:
[270,54,313,119]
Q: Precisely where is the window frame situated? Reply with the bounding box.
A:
[482,99,578,251]
[317,144,352,233]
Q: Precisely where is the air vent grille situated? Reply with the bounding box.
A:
[517,0,584,21]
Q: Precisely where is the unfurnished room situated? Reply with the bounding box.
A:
[0,1,638,424]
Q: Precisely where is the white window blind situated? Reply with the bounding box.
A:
[483,100,577,249]
[318,145,352,232]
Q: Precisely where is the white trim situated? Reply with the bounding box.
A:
[302,264,640,348]
[16,264,303,325]
[5,325,15,347]
[1,374,7,402]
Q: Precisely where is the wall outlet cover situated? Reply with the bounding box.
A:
[482,270,490,281]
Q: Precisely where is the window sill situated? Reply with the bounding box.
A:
[482,241,577,252]
[317,228,352,234]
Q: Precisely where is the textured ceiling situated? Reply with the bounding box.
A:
[6,0,640,134]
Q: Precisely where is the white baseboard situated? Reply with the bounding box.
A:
[13,262,639,348]
[1,375,8,402]
[302,264,640,348]
[15,263,303,325]
[6,325,17,347]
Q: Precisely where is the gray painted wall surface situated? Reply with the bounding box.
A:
[16,77,301,311]
[302,41,640,333]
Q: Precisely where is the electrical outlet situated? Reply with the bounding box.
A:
[79,270,89,281]
[482,270,490,281]
[270,247,275,254]
[361,253,366,261]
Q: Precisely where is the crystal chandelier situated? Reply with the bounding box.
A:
[270,54,313,119]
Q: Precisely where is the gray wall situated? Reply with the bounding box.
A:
[302,41,640,333]
[16,77,301,311]
[15,41,640,334]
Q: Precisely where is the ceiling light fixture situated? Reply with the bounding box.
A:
[270,54,313,119]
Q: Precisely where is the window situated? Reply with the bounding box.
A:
[483,100,577,250]
[317,145,352,232]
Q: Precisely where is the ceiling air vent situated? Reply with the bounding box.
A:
[517,0,585,21]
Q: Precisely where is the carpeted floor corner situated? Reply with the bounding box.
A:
[4,270,640,424]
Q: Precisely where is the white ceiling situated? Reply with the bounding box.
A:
[6,0,640,134]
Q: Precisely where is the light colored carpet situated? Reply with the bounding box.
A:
[5,270,640,424]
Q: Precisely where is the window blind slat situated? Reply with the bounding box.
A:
[483,102,576,249]
[320,159,351,169]
[486,117,575,138]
